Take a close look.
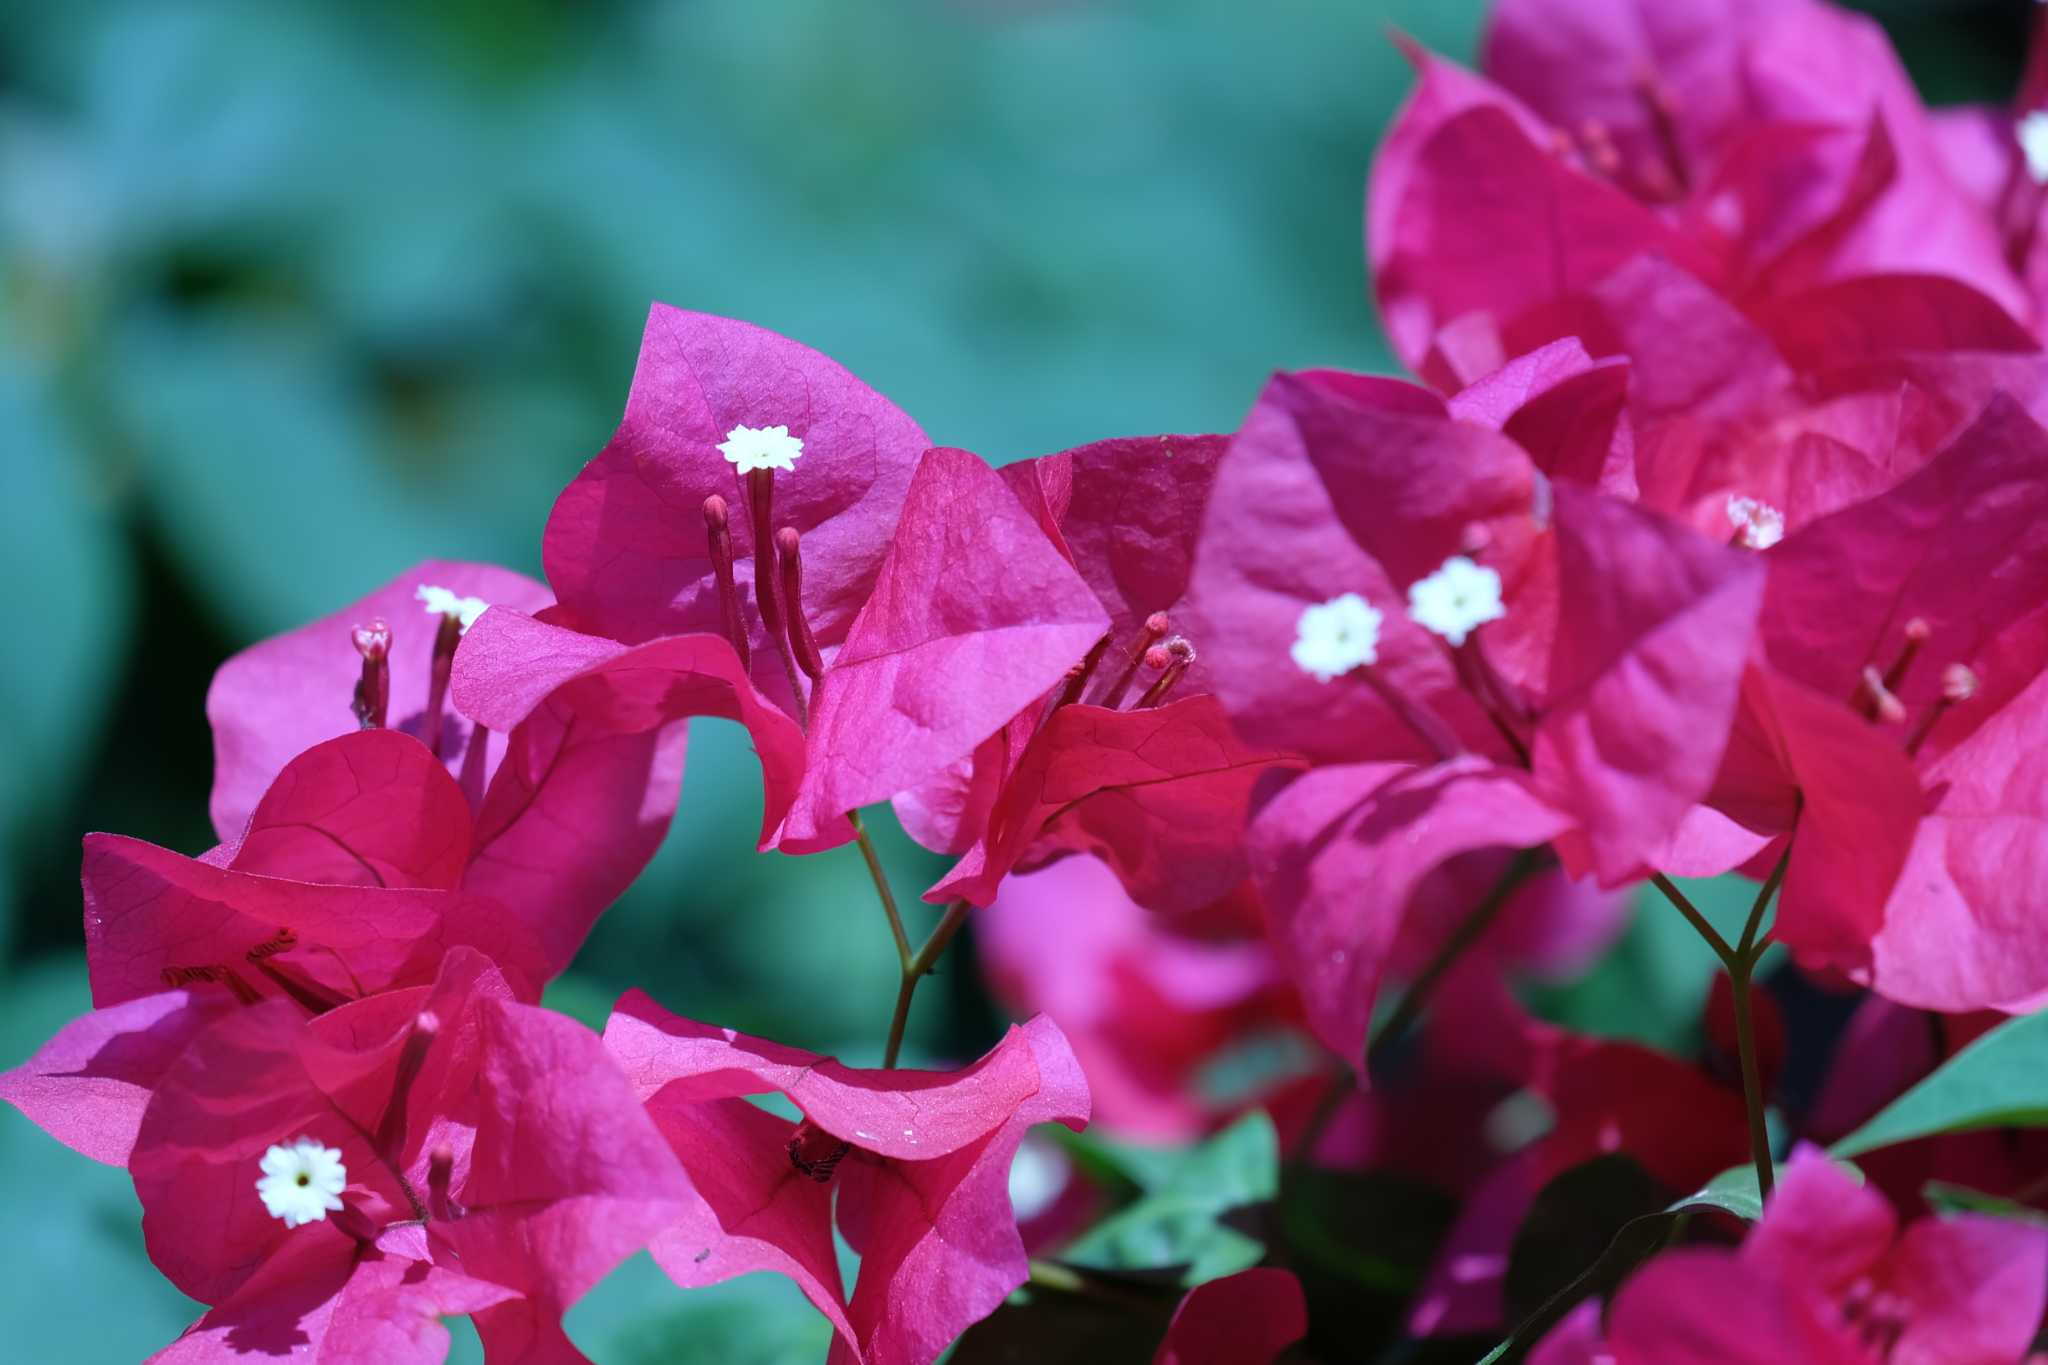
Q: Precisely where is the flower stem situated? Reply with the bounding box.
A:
[1287,848,1544,1165]
[882,900,971,1069]
[1648,859,1790,1202]
[848,809,913,972]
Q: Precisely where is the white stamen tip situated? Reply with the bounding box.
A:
[416,585,490,631]
[1724,495,1785,550]
[256,1137,348,1228]
[1407,556,1505,647]
[1292,593,1383,682]
[2020,111,2048,185]
[717,423,804,475]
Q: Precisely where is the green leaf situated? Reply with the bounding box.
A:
[1503,1155,1671,1325]
[1920,1181,2048,1225]
[1060,1112,1278,1286]
[1832,1011,2048,1159]
[1279,1169,1456,1294]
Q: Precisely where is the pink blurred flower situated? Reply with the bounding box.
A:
[603,990,1088,1365]
[1153,1268,1307,1365]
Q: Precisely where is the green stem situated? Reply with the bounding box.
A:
[1735,846,1790,966]
[1287,848,1544,1165]
[881,900,972,1069]
[848,809,913,972]
[1648,872,1735,964]
[1727,963,1775,1201]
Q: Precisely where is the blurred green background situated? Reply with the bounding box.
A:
[0,1,2026,1359]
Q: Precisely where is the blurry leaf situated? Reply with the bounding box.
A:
[1280,1169,1456,1293]
[0,957,201,1356]
[1503,1155,1670,1324]
[948,1278,1175,1364]
[1832,1011,2048,1158]
[1920,1181,2048,1225]
[1062,1112,1279,1286]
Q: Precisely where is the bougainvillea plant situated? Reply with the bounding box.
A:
[7,0,2048,1359]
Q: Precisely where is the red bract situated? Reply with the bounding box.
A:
[131,949,689,1363]
[490,308,1108,853]
[1153,1268,1308,1365]
[208,562,688,976]
[1369,25,2048,545]
[896,434,1298,912]
[1186,365,1760,1057]
[1,742,555,1168]
[1535,1147,2048,1363]
[603,991,1088,1365]
[976,855,1300,1140]
[1709,396,2048,1009]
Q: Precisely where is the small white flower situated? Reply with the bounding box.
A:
[1291,593,1383,682]
[716,423,804,475]
[1407,556,1505,647]
[416,584,490,631]
[256,1137,348,1228]
[2020,111,2048,186]
[1724,495,1785,550]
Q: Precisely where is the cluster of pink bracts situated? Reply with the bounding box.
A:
[14,0,2048,1360]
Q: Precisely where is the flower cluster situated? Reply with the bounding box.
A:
[7,0,2048,1359]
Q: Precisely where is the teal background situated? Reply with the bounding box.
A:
[0,1,2021,1358]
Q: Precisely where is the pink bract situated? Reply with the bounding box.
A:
[604,991,1088,1365]
[1152,1268,1308,1365]
[131,949,689,1364]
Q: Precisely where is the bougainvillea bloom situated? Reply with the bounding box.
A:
[208,561,687,976]
[898,434,1301,914]
[1152,1268,1308,1365]
[132,949,688,1364]
[976,855,1302,1140]
[1698,396,2048,1011]
[1369,14,2048,546]
[1186,361,1762,1057]
[476,306,1109,854]
[0,741,557,1168]
[603,990,1088,1365]
[1531,1146,2048,1363]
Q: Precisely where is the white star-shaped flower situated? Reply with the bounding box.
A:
[2020,111,2048,186]
[1292,593,1384,682]
[416,584,490,631]
[256,1137,348,1228]
[1725,495,1785,550]
[717,423,804,475]
[1407,556,1505,647]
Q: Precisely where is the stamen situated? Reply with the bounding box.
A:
[1093,612,1172,709]
[351,619,391,730]
[702,495,752,673]
[745,472,809,723]
[374,1011,441,1162]
[160,963,263,1006]
[774,528,826,682]
[786,1118,853,1183]
[1904,664,1978,758]
[1881,618,1931,696]
[427,1145,461,1222]
[1857,666,1907,725]
[1356,667,1465,764]
[1134,637,1197,709]
[1633,65,1691,197]
[421,612,463,760]
[1053,633,1113,712]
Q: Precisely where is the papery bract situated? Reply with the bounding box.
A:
[132,949,688,1364]
[1152,1268,1307,1365]
[604,991,1088,1365]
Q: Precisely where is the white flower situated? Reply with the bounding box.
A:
[1724,495,1785,550]
[256,1137,348,1228]
[716,423,804,475]
[1407,556,1505,647]
[416,584,490,631]
[1291,593,1383,682]
[2020,111,2048,186]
